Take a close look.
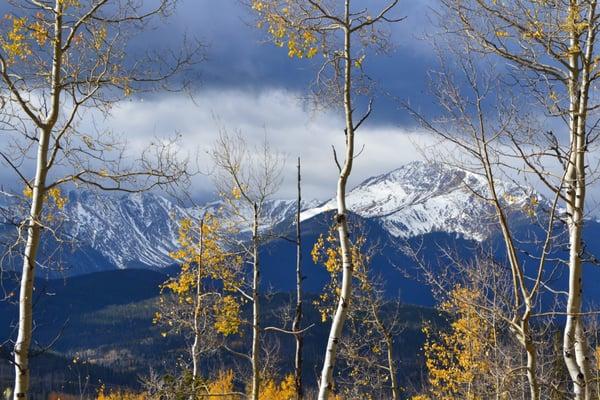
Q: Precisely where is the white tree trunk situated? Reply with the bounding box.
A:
[481,156,541,400]
[13,128,50,400]
[14,4,62,396]
[318,6,355,397]
[385,334,399,400]
[251,204,260,400]
[521,319,540,400]
[563,153,590,399]
[563,203,587,399]
[191,219,205,381]
[563,5,594,394]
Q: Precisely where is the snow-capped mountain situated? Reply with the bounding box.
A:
[0,190,303,272]
[302,161,536,241]
[63,191,185,269]
[0,161,537,275]
[57,192,303,270]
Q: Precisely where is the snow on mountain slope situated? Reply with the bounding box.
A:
[63,191,184,268]
[58,192,301,269]
[301,161,536,241]
[0,161,535,273]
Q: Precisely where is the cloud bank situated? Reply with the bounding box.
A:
[109,88,433,201]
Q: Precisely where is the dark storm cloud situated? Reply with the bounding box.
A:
[0,0,458,202]
[0,0,440,124]
[142,0,440,125]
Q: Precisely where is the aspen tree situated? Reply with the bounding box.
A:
[419,286,498,400]
[312,227,402,400]
[439,1,600,397]
[251,2,401,397]
[406,51,569,400]
[0,1,195,398]
[154,213,242,386]
[210,131,283,400]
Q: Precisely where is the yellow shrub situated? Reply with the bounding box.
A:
[258,374,296,400]
[96,385,147,400]
[207,370,238,400]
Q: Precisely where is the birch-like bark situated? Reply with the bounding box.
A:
[318,3,355,398]
[251,203,260,400]
[13,128,50,400]
[191,218,205,381]
[210,132,282,400]
[14,2,62,397]
[563,3,595,397]
[384,333,399,400]
[5,0,190,396]
[563,137,588,400]
[292,157,304,399]
[435,2,600,394]
[526,349,538,399]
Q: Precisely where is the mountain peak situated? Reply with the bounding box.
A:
[302,161,532,241]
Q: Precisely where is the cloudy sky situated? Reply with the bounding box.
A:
[107,0,441,202]
[6,0,598,210]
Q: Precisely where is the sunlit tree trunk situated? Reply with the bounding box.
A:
[483,152,541,400]
[384,333,399,400]
[251,204,260,400]
[191,219,205,382]
[14,2,62,396]
[13,128,50,400]
[563,3,595,397]
[2,0,189,396]
[318,4,355,398]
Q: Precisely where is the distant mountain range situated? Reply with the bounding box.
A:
[0,161,531,269]
[1,160,599,304]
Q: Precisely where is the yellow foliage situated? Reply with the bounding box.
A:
[257,374,297,400]
[1,15,32,62]
[22,185,67,210]
[110,76,132,97]
[252,0,320,59]
[207,370,237,400]
[59,0,82,9]
[420,286,495,400]
[30,17,48,46]
[93,26,107,51]
[312,226,372,321]
[96,385,146,400]
[213,295,241,336]
[207,371,298,400]
[159,213,241,336]
[354,54,366,68]
[522,29,543,40]
[231,186,242,200]
[23,185,33,199]
[166,214,235,295]
[47,187,67,210]
[21,185,68,224]
[561,4,589,37]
